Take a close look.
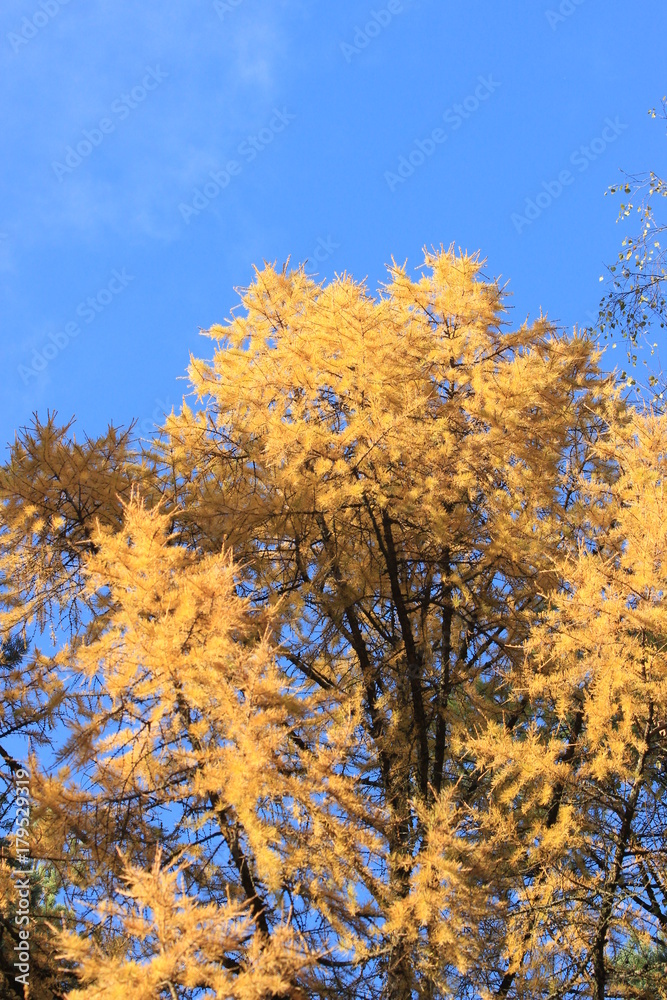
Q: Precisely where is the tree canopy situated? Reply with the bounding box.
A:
[1,249,666,1000]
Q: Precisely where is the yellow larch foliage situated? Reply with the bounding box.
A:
[4,247,666,1000]
[468,411,667,999]
[57,851,317,1000]
[31,496,385,997]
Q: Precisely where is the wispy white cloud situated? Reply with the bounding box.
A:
[0,0,292,249]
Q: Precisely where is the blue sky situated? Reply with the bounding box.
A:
[1,0,666,451]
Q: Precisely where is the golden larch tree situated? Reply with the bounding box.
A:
[0,248,665,1000]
